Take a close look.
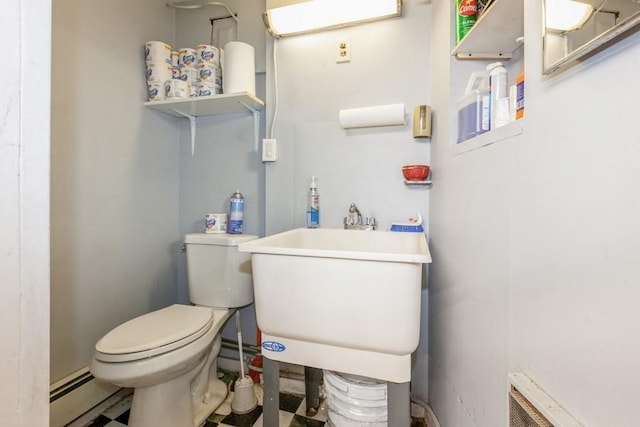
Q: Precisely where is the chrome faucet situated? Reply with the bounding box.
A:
[344,203,377,231]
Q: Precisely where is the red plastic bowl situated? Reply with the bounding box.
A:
[402,165,430,181]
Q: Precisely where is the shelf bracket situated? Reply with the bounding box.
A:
[170,108,197,156]
[239,101,261,151]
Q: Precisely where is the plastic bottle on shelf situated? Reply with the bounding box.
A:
[516,69,525,120]
[456,0,478,43]
[487,62,509,130]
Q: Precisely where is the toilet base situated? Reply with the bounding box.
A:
[193,377,227,427]
[128,373,227,427]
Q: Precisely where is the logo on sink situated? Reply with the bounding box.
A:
[262,341,286,352]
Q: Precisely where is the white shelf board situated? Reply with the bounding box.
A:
[144,92,265,117]
[452,0,524,59]
[450,120,524,156]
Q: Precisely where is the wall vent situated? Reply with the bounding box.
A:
[508,373,583,427]
[510,388,553,427]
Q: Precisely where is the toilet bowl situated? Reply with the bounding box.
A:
[91,233,258,427]
[91,304,233,427]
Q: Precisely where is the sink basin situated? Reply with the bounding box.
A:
[238,228,431,382]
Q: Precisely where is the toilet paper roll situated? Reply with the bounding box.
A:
[338,103,406,129]
[196,44,221,68]
[198,80,222,97]
[222,42,255,95]
[146,80,165,101]
[205,213,227,233]
[178,48,197,67]
[145,61,173,83]
[165,79,189,99]
[178,66,198,87]
[197,62,222,82]
[144,41,172,64]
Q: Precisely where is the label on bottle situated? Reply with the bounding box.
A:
[307,194,319,228]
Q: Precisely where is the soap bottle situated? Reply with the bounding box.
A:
[306,177,320,228]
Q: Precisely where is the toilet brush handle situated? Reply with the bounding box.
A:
[236,312,246,378]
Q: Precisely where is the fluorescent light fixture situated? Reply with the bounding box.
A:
[263,0,402,38]
[545,0,594,32]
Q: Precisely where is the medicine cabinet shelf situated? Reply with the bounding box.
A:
[451,0,524,60]
[144,92,265,155]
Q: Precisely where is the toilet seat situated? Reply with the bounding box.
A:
[94,304,214,363]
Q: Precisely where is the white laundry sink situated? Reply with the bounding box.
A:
[238,227,431,383]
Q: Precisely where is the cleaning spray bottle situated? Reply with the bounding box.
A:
[306,176,320,228]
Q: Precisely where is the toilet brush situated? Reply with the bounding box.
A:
[231,311,258,414]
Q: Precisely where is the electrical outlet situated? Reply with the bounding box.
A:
[262,138,277,162]
[336,40,351,63]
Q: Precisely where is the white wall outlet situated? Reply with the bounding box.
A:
[336,40,351,63]
[262,138,277,162]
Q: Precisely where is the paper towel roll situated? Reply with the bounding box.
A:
[339,103,406,129]
[222,42,255,95]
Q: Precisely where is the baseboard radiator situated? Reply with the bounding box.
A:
[509,373,583,427]
[50,367,120,427]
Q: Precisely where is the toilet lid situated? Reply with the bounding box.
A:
[95,304,214,362]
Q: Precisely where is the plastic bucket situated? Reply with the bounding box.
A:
[324,371,387,426]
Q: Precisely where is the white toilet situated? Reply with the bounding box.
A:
[90,233,258,427]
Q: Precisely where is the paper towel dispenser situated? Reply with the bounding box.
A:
[413,105,432,138]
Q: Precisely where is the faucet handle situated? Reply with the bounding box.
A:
[364,217,377,229]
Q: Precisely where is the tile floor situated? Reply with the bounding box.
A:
[78,370,328,427]
[75,370,430,427]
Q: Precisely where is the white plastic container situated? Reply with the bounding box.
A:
[487,62,509,130]
[324,371,387,427]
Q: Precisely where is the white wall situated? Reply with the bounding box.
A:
[0,0,51,424]
[263,0,432,395]
[51,0,180,382]
[429,0,640,426]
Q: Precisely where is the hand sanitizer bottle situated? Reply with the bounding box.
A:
[306,177,320,228]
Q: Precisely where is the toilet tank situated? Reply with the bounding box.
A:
[184,233,259,308]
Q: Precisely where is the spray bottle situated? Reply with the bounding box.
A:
[306,177,320,228]
[228,190,244,234]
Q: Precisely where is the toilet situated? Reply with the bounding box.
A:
[90,233,258,427]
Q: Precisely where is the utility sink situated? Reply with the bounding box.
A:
[238,228,431,383]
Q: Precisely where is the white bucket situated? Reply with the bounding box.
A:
[324,371,387,427]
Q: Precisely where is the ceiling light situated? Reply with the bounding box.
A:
[263,0,402,38]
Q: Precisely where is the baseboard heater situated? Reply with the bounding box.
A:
[509,373,583,427]
[50,367,120,427]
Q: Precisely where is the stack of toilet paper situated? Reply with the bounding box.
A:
[144,41,174,101]
[145,40,256,101]
[144,41,224,102]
